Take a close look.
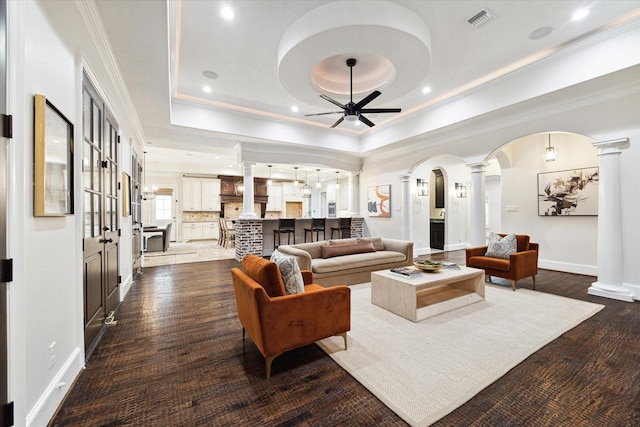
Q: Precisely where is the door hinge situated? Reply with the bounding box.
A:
[101,160,108,168]
[2,401,14,427]
[118,229,121,237]
[1,114,12,139]
[117,135,121,143]
[0,259,12,283]
[118,275,122,284]
[118,182,121,190]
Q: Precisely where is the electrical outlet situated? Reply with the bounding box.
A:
[48,341,56,369]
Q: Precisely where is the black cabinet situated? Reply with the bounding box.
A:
[430,220,445,250]
[434,170,444,208]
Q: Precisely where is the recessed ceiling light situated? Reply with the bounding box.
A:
[203,86,212,93]
[291,106,299,113]
[422,86,432,94]
[572,8,589,21]
[203,70,218,79]
[221,6,234,20]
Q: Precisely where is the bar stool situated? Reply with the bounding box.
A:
[304,218,326,242]
[274,218,296,248]
[330,217,351,239]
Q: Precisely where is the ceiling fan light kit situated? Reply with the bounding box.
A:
[305,58,402,128]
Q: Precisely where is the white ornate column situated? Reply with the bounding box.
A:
[467,162,488,247]
[240,162,258,219]
[348,172,360,216]
[400,174,411,241]
[588,138,634,302]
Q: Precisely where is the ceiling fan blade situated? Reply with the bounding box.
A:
[360,108,402,114]
[330,116,345,128]
[358,114,375,127]
[304,111,343,117]
[320,94,346,109]
[354,90,381,109]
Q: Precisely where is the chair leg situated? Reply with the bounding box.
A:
[242,327,245,339]
[532,275,536,290]
[265,354,280,379]
[510,280,516,291]
[338,332,348,350]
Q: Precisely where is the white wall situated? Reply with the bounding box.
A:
[498,133,599,275]
[10,1,143,425]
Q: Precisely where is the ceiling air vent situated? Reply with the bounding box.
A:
[467,9,495,28]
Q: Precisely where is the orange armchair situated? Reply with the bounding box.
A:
[466,234,539,291]
[231,254,350,378]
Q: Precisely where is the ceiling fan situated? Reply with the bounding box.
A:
[305,58,401,128]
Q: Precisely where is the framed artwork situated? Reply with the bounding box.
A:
[367,184,391,217]
[122,172,131,216]
[33,94,74,216]
[537,167,599,216]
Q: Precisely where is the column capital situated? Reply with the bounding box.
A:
[592,138,630,154]
[466,162,489,173]
[399,173,412,182]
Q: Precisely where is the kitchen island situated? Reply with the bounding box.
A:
[234,217,364,261]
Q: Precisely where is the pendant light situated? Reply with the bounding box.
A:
[335,171,340,189]
[293,167,299,186]
[301,170,312,198]
[316,169,321,189]
[267,165,272,186]
[546,133,555,162]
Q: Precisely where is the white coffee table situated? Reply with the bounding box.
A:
[371,266,485,322]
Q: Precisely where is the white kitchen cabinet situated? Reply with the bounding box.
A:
[183,222,219,241]
[182,223,201,241]
[183,178,221,211]
[267,183,282,211]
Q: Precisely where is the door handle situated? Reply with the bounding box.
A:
[100,238,113,243]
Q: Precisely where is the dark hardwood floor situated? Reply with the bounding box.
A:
[50,251,640,426]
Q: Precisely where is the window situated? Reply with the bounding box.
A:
[155,195,172,220]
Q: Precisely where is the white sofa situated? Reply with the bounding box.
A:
[277,237,413,287]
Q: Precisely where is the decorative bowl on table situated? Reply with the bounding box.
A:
[413,260,443,272]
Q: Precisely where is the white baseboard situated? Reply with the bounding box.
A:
[623,282,640,301]
[538,259,597,276]
[414,243,469,256]
[120,273,134,299]
[444,242,468,252]
[27,346,84,427]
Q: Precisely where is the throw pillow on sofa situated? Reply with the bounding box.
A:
[485,232,517,259]
[270,249,304,294]
[321,241,376,259]
[357,237,384,251]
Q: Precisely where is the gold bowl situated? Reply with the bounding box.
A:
[414,260,443,271]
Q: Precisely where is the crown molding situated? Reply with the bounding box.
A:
[75,0,146,148]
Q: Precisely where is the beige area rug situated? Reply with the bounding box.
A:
[317,283,604,427]
[143,240,236,267]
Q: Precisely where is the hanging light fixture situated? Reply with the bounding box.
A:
[335,171,340,189]
[293,167,299,186]
[267,165,272,186]
[301,170,312,198]
[142,151,157,200]
[316,169,321,189]
[546,133,556,162]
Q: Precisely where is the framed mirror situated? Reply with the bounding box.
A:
[34,94,74,216]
